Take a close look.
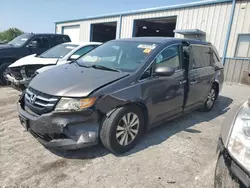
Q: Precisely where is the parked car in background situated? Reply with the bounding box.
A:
[5,42,101,90]
[0,33,71,85]
[215,99,250,188]
[18,37,224,154]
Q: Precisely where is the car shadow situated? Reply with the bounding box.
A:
[48,95,233,159]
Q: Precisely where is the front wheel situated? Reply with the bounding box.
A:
[100,105,144,154]
[0,63,10,85]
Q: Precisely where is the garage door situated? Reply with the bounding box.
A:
[62,25,80,42]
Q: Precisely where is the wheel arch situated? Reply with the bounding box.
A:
[213,81,219,99]
[98,98,150,132]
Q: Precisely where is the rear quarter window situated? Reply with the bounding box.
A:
[190,45,211,69]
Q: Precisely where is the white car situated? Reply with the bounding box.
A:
[5,42,101,90]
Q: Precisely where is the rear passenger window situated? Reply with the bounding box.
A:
[190,45,211,69]
[155,45,181,70]
[50,36,68,47]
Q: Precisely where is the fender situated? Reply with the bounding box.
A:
[0,57,18,65]
[95,94,150,130]
[96,94,147,115]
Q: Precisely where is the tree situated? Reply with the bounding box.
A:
[0,28,24,42]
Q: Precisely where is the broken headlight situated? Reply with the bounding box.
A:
[228,101,250,172]
[55,97,97,112]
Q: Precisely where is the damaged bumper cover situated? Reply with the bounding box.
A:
[5,73,31,86]
[217,137,250,187]
[17,102,101,150]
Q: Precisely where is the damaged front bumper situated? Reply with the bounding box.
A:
[217,137,250,187]
[17,101,100,150]
[5,73,31,87]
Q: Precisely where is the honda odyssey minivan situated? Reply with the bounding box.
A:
[18,37,224,154]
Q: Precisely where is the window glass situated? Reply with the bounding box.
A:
[140,66,153,80]
[51,36,66,46]
[40,37,49,48]
[155,45,181,70]
[8,34,32,47]
[71,46,96,58]
[30,37,43,48]
[190,45,211,69]
[39,43,78,58]
[211,49,220,64]
[235,34,250,58]
[77,41,158,73]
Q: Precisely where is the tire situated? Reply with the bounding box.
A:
[0,63,10,85]
[100,105,145,154]
[201,85,218,112]
[214,154,240,188]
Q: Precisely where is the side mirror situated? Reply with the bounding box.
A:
[69,54,80,61]
[26,41,38,48]
[154,66,175,77]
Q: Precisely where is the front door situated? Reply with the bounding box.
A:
[27,36,50,55]
[185,45,214,111]
[142,44,185,125]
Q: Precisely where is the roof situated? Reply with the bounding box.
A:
[27,33,69,36]
[116,37,210,45]
[174,29,206,36]
[55,0,232,24]
[64,41,102,46]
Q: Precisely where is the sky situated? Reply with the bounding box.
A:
[1,0,202,33]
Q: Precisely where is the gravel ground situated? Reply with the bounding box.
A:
[0,83,249,188]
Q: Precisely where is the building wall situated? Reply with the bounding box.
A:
[226,0,250,57]
[56,16,120,42]
[120,2,232,57]
[56,2,232,57]
[56,0,250,84]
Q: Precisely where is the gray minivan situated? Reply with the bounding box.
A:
[18,37,224,154]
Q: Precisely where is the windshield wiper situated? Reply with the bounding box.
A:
[74,61,91,68]
[91,65,121,73]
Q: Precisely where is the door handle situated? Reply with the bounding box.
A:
[179,80,187,84]
[190,80,198,85]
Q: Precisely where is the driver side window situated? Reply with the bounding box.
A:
[28,37,47,48]
[155,45,181,70]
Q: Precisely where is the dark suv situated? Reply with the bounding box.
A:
[18,37,224,154]
[0,33,71,84]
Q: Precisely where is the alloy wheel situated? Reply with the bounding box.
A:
[207,88,216,108]
[116,112,140,146]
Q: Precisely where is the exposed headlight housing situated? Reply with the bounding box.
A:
[228,101,250,172]
[55,97,97,112]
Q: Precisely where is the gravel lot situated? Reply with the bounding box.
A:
[0,83,249,188]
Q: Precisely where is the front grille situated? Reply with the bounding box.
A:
[25,87,59,115]
[8,67,23,80]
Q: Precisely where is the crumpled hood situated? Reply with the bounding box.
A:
[29,64,129,97]
[9,55,59,68]
[36,65,57,74]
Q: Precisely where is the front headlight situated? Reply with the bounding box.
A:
[228,101,250,172]
[55,97,97,112]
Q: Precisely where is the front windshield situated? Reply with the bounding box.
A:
[76,41,158,72]
[39,43,78,58]
[8,34,31,47]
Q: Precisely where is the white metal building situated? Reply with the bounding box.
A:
[55,0,250,84]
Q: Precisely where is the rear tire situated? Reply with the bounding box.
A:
[214,154,240,188]
[0,63,10,85]
[201,85,218,112]
[100,105,144,154]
